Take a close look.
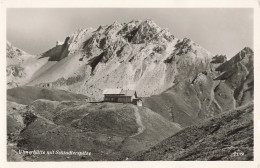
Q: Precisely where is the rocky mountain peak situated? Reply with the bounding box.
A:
[6,41,37,88]
[211,55,227,64]
[173,38,195,55]
[111,20,121,27]
[118,20,141,35]
[239,47,253,59]
[130,19,165,44]
[104,21,123,36]
[7,41,25,59]
[242,47,253,53]
[6,41,33,61]
[142,18,158,27]
[215,46,253,86]
[224,47,253,67]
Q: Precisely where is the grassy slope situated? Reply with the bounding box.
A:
[8,100,181,161]
[143,83,201,127]
[132,102,253,161]
[7,86,88,105]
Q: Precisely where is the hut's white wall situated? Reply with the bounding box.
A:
[137,100,143,106]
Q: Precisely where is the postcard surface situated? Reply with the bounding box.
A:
[0,0,259,167]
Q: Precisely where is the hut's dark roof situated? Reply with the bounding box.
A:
[103,89,136,96]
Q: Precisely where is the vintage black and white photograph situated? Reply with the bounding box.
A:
[3,5,256,163]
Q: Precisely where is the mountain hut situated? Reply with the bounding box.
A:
[103,88,142,106]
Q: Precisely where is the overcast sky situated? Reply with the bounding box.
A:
[7,8,253,58]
